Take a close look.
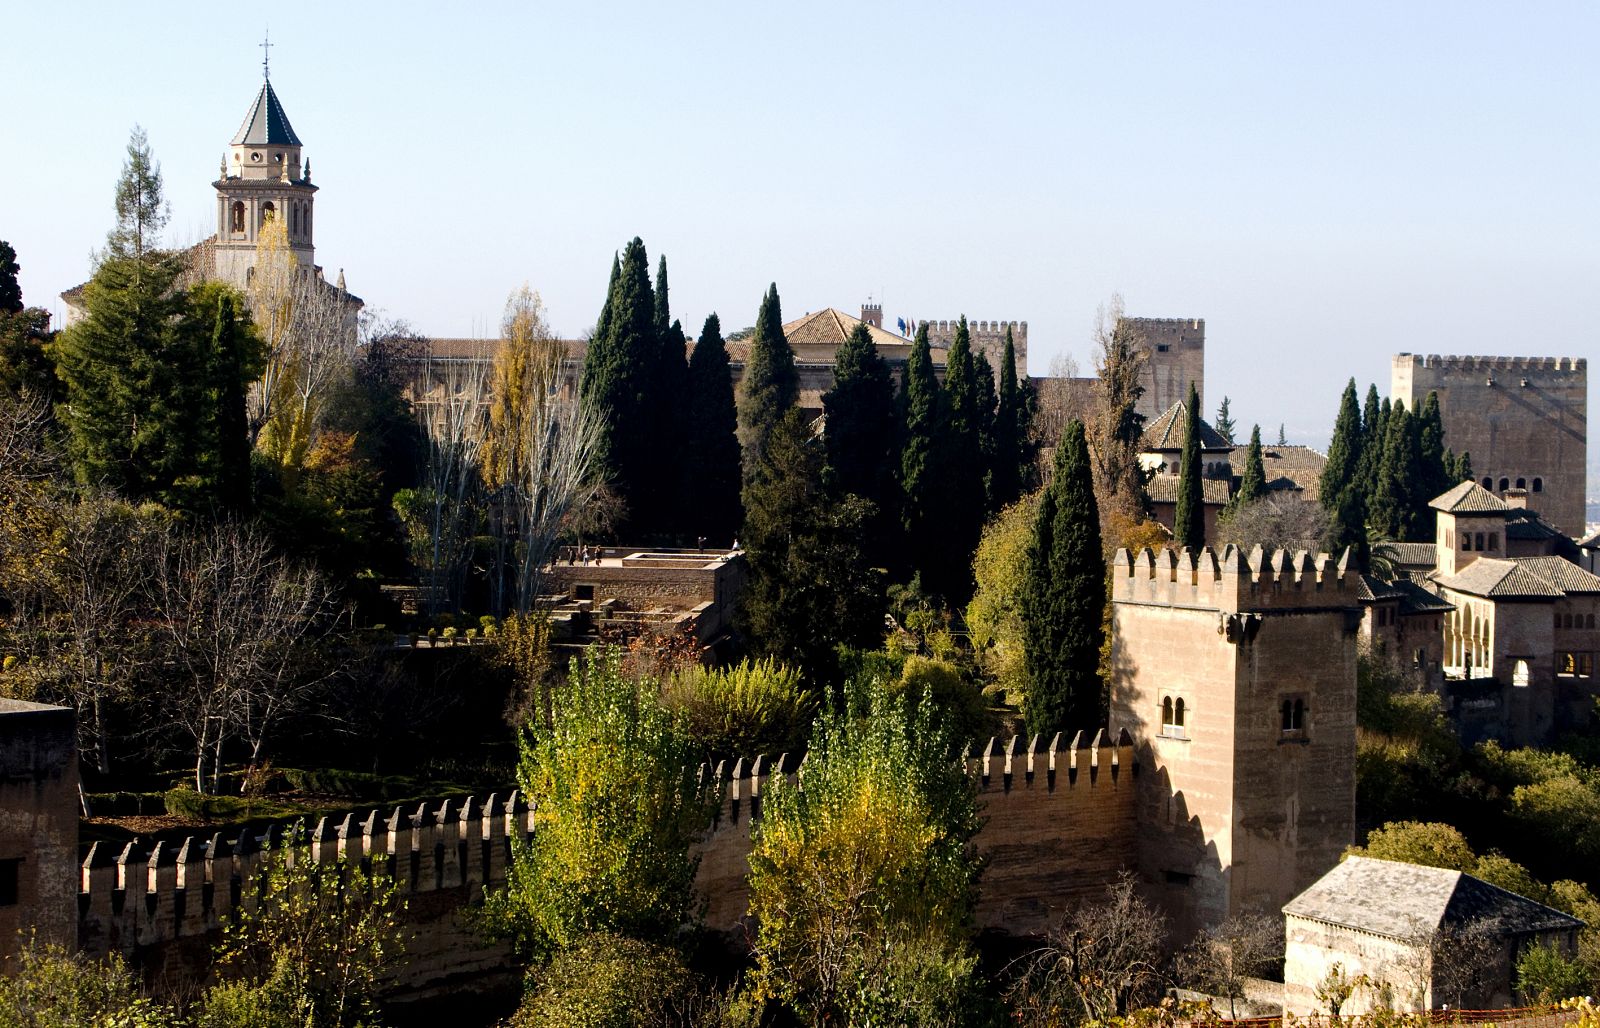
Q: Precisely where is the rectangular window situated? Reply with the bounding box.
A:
[1560,653,1595,678]
[572,584,595,602]
[0,859,19,906]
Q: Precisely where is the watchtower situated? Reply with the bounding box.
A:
[1109,546,1360,937]
[1123,317,1205,424]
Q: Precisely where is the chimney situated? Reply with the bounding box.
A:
[1503,488,1529,509]
[861,301,882,329]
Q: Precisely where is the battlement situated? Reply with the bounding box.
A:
[916,319,1028,340]
[77,792,531,957]
[1111,545,1357,614]
[1124,317,1205,330]
[1395,353,1586,374]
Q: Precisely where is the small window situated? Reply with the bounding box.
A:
[261,201,276,223]
[572,584,595,602]
[0,859,18,906]
[1532,478,1543,492]
[1588,615,1596,629]
[1161,696,1187,739]
[1165,869,1194,886]
[1499,478,1510,492]
[1157,344,1171,352]
[1488,533,1498,551]
[1482,477,1493,489]
[1475,532,1485,550]
[1462,533,1472,552]
[1516,478,1526,490]
[230,201,246,233]
[1513,660,1531,687]
[1281,698,1306,734]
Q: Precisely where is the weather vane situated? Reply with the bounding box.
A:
[261,30,273,81]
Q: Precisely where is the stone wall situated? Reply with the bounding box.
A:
[919,319,1028,381]
[1392,354,1587,536]
[693,732,1139,939]
[1124,318,1205,424]
[0,700,78,963]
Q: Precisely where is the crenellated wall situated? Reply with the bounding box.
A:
[692,730,1138,939]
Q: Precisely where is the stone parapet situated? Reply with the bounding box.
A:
[1112,545,1356,615]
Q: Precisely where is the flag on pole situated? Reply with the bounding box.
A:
[897,316,907,336]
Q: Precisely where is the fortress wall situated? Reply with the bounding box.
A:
[1392,353,1587,534]
[919,319,1029,379]
[1123,317,1205,423]
[693,735,1138,939]
[0,702,78,961]
[1111,545,1357,616]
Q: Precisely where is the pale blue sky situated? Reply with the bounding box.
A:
[4,2,1596,490]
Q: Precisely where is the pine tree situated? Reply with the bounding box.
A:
[737,283,798,485]
[898,323,942,582]
[197,285,259,515]
[822,323,897,529]
[107,126,168,266]
[1235,424,1266,506]
[1214,396,1236,445]
[931,316,989,603]
[1021,419,1105,736]
[988,327,1028,511]
[579,238,657,537]
[684,314,743,546]
[1172,382,1205,550]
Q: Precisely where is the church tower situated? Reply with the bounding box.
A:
[212,62,317,289]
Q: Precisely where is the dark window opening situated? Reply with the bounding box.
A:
[1475,532,1485,550]
[1165,869,1194,886]
[572,584,595,602]
[1499,478,1510,492]
[1281,698,1306,734]
[1489,533,1498,551]
[1482,477,1493,489]
[1161,696,1187,738]
[230,201,245,233]
[1533,478,1543,492]
[0,859,19,906]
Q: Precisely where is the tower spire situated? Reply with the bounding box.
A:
[260,30,273,81]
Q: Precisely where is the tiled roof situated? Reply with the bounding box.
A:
[1386,542,1438,568]
[1436,557,1566,599]
[1514,556,1600,593]
[1226,445,1327,499]
[1284,856,1583,940]
[1505,508,1565,543]
[1142,402,1233,452]
[1431,480,1510,514]
[1146,475,1231,505]
[1392,578,1454,614]
[233,80,302,146]
[782,308,913,351]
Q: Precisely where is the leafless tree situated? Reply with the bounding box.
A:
[148,524,340,793]
[1216,493,1332,555]
[1424,918,1503,1009]
[1176,911,1284,1018]
[408,343,491,616]
[1008,871,1169,1023]
[1089,296,1152,524]
[0,390,53,489]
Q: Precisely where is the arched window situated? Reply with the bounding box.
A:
[1174,698,1186,727]
[1161,696,1187,739]
[1498,478,1510,492]
[1532,478,1543,492]
[230,201,245,233]
[261,201,276,224]
[1513,660,1531,688]
[1516,478,1526,490]
[1475,532,1485,550]
[1482,477,1493,489]
[1162,696,1173,726]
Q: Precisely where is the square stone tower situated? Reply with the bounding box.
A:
[1392,355,1587,536]
[0,700,79,958]
[1109,546,1359,938]
[1124,317,1205,424]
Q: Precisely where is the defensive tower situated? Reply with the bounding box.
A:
[1110,545,1360,936]
[1392,354,1587,536]
[1124,317,1205,424]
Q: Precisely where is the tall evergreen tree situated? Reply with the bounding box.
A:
[737,283,798,485]
[1417,390,1450,502]
[1172,382,1205,550]
[106,126,167,266]
[974,347,998,510]
[197,285,259,515]
[684,314,743,546]
[0,240,21,314]
[1235,424,1266,506]
[1214,396,1237,445]
[1021,419,1104,736]
[931,316,989,603]
[988,327,1029,511]
[1320,379,1367,559]
[738,409,883,678]
[822,323,898,530]
[1357,384,1383,496]
[0,240,55,398]
[1453,450,1474,484]
[1277,424,1287,446]
[898,323,941,579]
[579,238,658,537]
[1371,399,1426,541]
[651,255,690,538]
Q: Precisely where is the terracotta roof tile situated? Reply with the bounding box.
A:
[1142,401,1233,451]
[1431,480,1510,514]
[1146,475,1231,505]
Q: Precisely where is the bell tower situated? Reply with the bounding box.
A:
[212,43,318,289]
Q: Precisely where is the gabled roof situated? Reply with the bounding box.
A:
[232,80,302,146]
[1505,508,1566,543]
[1385,541,1438,568]
[782,308,910,351]
[1436,557,1568,599]
[1284,856,1583,941]
[1142,401,1233,452]
[1514,556,1600,594]
[1431,480,1510,514]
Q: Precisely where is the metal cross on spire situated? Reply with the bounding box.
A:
[261,30,273,80]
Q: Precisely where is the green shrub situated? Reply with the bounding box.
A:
[479,615,498,633]
[661,657,815,761]
[163,786,297,821]
[896,656,994,747]
[510,933,702,1028]
[1516,940,1589,1003]
[0,936,184,1026]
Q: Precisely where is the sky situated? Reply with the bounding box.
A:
[4,2,1596,492]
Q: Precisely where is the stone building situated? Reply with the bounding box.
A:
[1283,856,1582,1015]
[1392,354,1587,536]
[916,313,1028,381]
[0,699,79,962]
[1356,575,1453,688]
[1109,545,1361,938]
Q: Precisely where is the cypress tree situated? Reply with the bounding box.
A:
[1372,400,1427,541]
[898,323,942,583]
[1021,419,1104,736]
[1356,384,1383,495]
[1214,396,1236,445]
[651,254,690,539]
[579,238,657,537]
[200,286,258,515]
[934,316,989,603]
[0,240,20,314]
[1235,424,1266,506]
[989,327,1028,511]
[1277,424,1287,446]
[1320,379,1366,559]
[1455,450,1474,484]
[684,314,743,546]
[737,283,798,485]
[822,323,897,526]
[1172,382,1205,550]
[974,346,998,510]
[1418,390,1449,502]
